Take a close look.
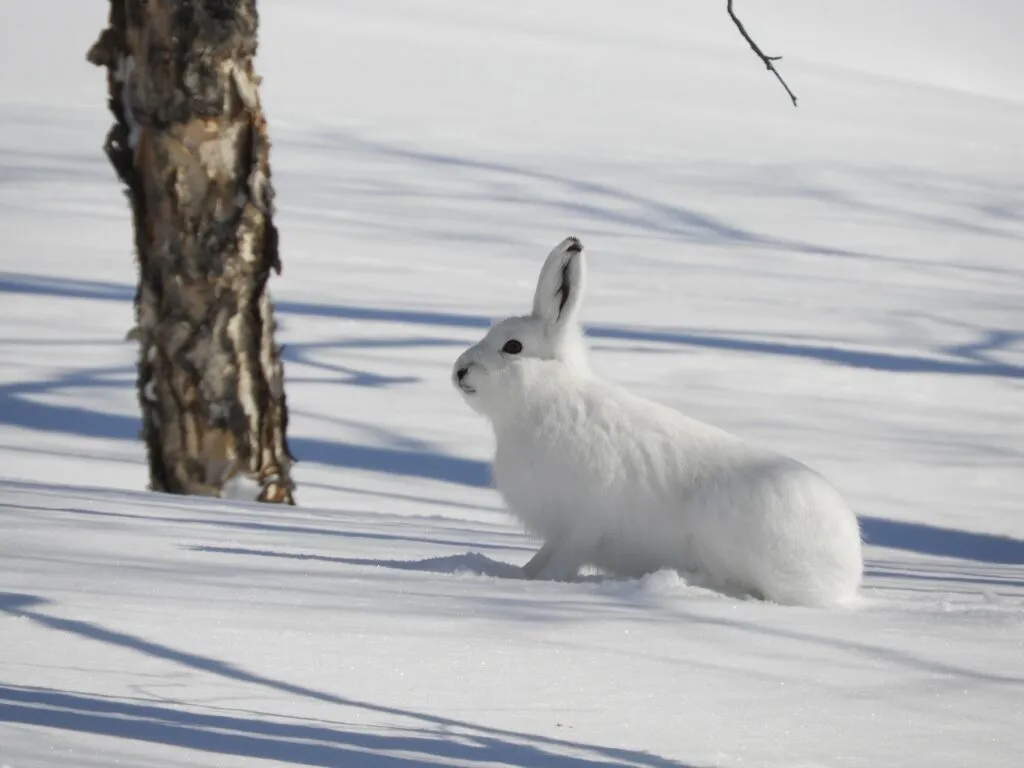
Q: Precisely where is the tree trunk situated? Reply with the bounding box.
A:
[87,0,295,504]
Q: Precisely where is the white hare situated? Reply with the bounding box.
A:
[452,236,863,607]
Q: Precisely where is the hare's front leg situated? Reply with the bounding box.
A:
[522,528,596,581]
[522,540,555,579]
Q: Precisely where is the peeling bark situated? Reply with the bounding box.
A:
[88,0,295,504]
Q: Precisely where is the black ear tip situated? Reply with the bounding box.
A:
[564,237,583,254]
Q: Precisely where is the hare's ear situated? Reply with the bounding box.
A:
[532,236,586,329]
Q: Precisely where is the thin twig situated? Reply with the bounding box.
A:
[727,0,798,107]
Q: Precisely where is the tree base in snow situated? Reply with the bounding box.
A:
[88,0,295,504]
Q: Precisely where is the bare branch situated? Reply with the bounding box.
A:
[727,0,798,107]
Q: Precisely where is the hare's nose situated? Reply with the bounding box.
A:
[456,367,469,382]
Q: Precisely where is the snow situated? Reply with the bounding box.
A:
[1,1,1023,766]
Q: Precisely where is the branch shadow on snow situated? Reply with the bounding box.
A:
[863,560,1024,591]
[57,505,524,554]
[289,131,1024,262]
[0,594,696,768]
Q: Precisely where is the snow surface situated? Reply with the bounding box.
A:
[1,1,1023,766]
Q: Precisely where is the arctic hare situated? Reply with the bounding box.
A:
[452,237,863,607]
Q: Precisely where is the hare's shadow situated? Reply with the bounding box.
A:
[187,545,612,584]
[390,551,613,584]
[367,552,775,600]
[341,551,533,580]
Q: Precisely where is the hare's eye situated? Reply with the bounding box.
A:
[502,339,523,355]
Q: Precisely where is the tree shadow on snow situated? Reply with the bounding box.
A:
[2,272,1024,567]
[0,594,695,768]
[0,379,490,489]
[1,271,1022,378]
[0,683,695,768]
[860,516,1024,565]
[2,360,1023,568]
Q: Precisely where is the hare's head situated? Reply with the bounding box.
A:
[452,236,589,417]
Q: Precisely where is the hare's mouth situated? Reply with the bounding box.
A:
[458,382,476,395]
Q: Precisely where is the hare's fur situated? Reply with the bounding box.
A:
[453,237,863,607]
